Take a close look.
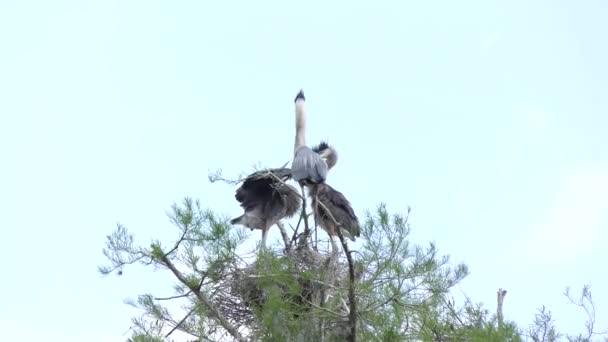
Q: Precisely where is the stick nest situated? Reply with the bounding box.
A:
[212,244,353,339]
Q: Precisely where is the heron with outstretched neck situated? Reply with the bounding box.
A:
[230,141,339,249]
[291,90,330,186]
[290,90,359,253]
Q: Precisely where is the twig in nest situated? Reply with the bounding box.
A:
[262,168,304,201]
[290,216,303,247]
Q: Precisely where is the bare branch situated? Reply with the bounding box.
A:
[154,292,192,301]
[497,288,507,325]
[165,305,198,338]
[159,254,247,342]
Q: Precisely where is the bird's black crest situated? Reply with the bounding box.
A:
[294,89,305,102]
[312,141,330,153]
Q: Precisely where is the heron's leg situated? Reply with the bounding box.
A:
[300,184,308,238]
[261,228,268,249]
[329,236,339,256]
[314,194,319,251]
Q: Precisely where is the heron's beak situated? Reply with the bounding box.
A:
[318,150,330,159]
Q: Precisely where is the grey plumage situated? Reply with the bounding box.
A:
[309,182,360,243]
[292,145,328,185]
[230,143,338,248]
[291,89,331,186]
[230,167,300,247]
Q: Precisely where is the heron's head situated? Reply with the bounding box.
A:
[312,141,338,170]
[294,89,305,103]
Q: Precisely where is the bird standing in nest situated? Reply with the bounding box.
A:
[230,167,300,249]
[230,140,338,249]
[291,90,330,186]
[309,182,360,254]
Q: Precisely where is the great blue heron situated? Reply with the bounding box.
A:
[291,90,329,186]
[230,167,300,248]
[229,142,338,249]
[309,182,360,254]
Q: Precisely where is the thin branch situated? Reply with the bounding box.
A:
[290,214,304,247]
[316,198,357,342]
[262,168,303,201]
[497,288,507,326]
[165,305,198,338]
[154,292,192,301]
[100,254,148,274]
[164,223,193,258]
[303,297,349,318]
[360,277,409,314]
[335,224,357,342]
[159,254,247,342]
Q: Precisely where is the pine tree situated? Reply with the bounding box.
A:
[99,171,606,342]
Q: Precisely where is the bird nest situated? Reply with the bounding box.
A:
[213,244,352,339]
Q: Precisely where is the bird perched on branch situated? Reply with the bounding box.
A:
[309,182,360,254]
[230,167,300,248]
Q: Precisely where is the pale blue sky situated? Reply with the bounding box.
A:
[1,1,607,340]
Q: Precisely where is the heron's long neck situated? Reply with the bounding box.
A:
[294,100,306,150]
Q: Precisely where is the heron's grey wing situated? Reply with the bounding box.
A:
[292,147,328,183]
[291,150,308,182]
[313,154,328,181]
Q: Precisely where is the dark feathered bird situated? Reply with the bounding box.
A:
[230,167,300,248]
[309,182,360,253]
[230,140,339,249]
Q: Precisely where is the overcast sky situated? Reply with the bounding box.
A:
[1,1,607,340]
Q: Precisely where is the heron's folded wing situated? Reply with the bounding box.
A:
[329,188,357,219]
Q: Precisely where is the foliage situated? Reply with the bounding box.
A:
[99,188,607,341]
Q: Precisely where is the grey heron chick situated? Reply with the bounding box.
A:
[291,90,329,186]
[230,167,300,248]
[309,182,360,254]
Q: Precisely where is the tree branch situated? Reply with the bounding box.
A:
[154,292,192,301]
[159,255,247,342]
[315,198,357,342]
[335,225,357,342]
[165,304,198,338]
[497,288,507,325]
